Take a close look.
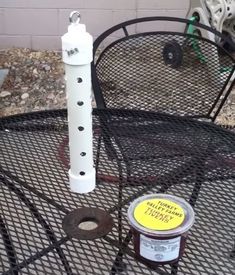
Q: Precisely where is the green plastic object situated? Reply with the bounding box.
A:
[187,17,232,73]
[187,17,207,63]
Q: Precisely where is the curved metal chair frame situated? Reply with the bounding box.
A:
[92,16,235,120]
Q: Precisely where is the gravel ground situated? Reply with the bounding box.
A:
[0,48,234,125]
[0,48,66,117]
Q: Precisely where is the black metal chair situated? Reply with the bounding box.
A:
[92,16,235,119]
[91,17,235,189]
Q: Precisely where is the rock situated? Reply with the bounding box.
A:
[4,101,11,106]
[4,62,10,68]
[47,93,55,100]
[38,88,45,93]
[25,59,32,65]
[15,76,21,83]
[43,65,51,71]
[30,52,42,59]
[22,87,28,92]
[21,93,29,100]
[35,100,42,107]
[33,68,38,75]
[20,100,26,105]
[34,85,40,90]
[0,91,11,97]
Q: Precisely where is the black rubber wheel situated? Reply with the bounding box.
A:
[163,40,183,68]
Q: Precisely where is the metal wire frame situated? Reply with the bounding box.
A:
[56,108,235,274]
[1,109,235,274]
[92,16,235,121]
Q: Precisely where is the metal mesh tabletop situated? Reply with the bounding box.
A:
[0,109,235,275]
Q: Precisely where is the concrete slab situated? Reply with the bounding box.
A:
[0,68,9,88]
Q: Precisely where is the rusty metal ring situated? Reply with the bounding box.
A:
[62,208,113,240]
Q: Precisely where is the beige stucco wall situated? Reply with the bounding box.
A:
[0,0,190,50]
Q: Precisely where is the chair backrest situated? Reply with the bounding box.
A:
[92,17,235,120]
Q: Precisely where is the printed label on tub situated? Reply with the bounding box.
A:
[134,198,185,230]
[140,234,181,262]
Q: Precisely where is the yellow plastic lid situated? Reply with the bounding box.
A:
[134,198,185,231]
[128,194,195,236]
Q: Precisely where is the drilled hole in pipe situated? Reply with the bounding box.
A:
[78,126,84,131]
[78,218,98,230]
[80,171,85,176]
[80,152,86,157]
[77,77,83,83]
[77,101,84,106]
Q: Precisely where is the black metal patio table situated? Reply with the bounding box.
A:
[0,108,235,275]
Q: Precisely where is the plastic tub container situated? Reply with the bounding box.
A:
[127,194,195,266]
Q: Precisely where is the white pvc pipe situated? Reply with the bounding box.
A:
[62,11,96,193]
